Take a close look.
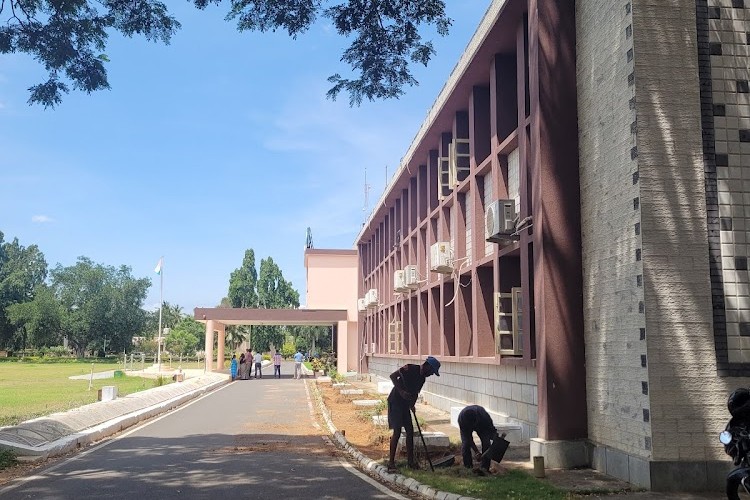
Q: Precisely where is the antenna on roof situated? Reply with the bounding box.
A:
[306,227,313,249]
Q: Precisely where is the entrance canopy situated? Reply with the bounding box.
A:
[194,307,347,326]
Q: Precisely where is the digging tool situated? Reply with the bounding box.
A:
[411,406,434,472]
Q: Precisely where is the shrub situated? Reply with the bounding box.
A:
[47,346,72,357]
[153,376,166,387]
[0,449,18,470]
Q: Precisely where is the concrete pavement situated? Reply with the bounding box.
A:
[0,361,407,500]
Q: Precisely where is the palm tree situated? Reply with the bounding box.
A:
[225,326,247,351]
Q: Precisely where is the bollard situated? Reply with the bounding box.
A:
[532,456,545,478]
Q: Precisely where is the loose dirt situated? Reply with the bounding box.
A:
[317,382,392,463]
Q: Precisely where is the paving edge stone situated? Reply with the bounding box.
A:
[307,380,478,500]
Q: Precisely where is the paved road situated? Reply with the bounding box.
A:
[0,361,404,500]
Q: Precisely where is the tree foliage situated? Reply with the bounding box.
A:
[0,232,48,350]
[50,257,150,356]
[253,256,300,351]
[164,328,198,356]
[225,250,301,352]
[6,285,62,349]
[0,0,451,107]
[228,249,258,308]
[294,325,330,355]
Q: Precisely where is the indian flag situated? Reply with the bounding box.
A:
[154,258,163,275]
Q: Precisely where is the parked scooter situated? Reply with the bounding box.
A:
[721,388,750,499]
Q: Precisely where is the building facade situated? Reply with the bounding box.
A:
[354,0,750,491]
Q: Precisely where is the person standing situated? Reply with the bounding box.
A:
[244,348,252,379]
[386,356,440,473]
[457,405,500,471]
[238,353,247,380]
[293,350,304,379]
[230,354,238,381]
[273,350,282,378]
[253,350,263,379]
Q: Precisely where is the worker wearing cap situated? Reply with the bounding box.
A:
[386,356,440,472]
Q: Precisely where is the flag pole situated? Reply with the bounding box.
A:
[157,257,163,372]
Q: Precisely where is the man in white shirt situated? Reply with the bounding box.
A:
[293,351,304,379]
[253,351,263,379]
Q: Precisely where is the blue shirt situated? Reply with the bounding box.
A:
[294,352,303,362]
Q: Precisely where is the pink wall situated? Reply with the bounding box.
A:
[305,250,358,319]
[304,250,359,372]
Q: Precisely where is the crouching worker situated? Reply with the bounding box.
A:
[386,356,441,473]
[458,405,507,472]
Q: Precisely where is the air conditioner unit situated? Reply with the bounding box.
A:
[357,298,366,312]
[393,270,409,293]
[430,242,453,274]
[404,264,419,289]
[485,199,518,243]
[366,288,378,308]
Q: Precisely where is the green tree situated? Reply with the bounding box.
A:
[281,340,296,359]
[0,0,451,107]
[143,301,184,339]
[0,232,48,350]
[224,325,247,351]
[161,302,184,330]
[294,325,331,356]
[6,285,62,350]
[252,257,300,351]
[164,328,198,356]
[228,249,258,308]
[175,316,205,351]
[51,257,150,356]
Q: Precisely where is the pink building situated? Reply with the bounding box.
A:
[304,249,359,373]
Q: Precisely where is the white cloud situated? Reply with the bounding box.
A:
[31,214,54,223]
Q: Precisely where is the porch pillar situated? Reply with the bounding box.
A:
[216,325,225,371]
[205,320,215,372]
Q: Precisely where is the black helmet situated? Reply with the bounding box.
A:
[728,388,750,417]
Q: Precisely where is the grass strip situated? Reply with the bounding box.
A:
[0,362,174,427]
[402,467,571,500]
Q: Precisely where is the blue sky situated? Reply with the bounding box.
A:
[0,1,490,314]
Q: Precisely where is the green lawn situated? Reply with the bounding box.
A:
[0,361,171,427]
[402,467,571,500]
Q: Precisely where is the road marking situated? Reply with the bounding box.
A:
[0,381,233,496]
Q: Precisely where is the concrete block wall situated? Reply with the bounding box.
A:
[368,356,537,442]
[576,0,651,460]
[708,0,750,364]
[632,0,740,466]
